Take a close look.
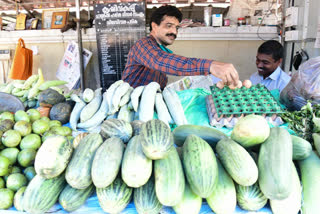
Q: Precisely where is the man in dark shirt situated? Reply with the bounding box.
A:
[122,5,239,89]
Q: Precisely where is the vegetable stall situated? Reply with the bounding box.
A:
[0,70,319,214]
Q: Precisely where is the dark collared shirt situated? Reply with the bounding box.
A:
[122,35,212,89]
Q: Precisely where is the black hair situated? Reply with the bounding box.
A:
[258,40,283,62]
[149,5,182,31]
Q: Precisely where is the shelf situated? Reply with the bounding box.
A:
[0,26,278,44]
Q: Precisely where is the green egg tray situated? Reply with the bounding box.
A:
[210,84,283,117]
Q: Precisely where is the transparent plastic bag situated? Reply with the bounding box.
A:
[280,56,320,111]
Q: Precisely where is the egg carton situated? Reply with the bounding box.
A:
[206,95,284,128]
[210,84,283,117]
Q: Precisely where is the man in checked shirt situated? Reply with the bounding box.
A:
[122,5,239,90]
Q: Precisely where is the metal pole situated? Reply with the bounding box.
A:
[76,0,85,92]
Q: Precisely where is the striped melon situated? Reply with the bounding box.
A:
[206,160,236,214]
[134,177,162,214]
[182,134,218,198]
[23,174,66,214]
[34,136,73,179]
[121,136,152,188]
[154,147,185,206]
[173,182,202,214]
[236,182,268,211]
[216,138,258,186]
[140,119,172,160]
[100,118,132,142]
[96,177,133,214]
[66,133,103,189]
[59,184,94,212]
[92,137,124,188]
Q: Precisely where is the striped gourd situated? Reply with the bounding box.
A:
[139,82,161,122]
[162,87,187,126]
[236,182,268,211]
[258,127,292,200]
[92,137,124,188]
[100,118,133,143]
[270,162,301,214]
[23,174,66,214]
[119,87,133,107]
[111,82,130,114]
[134,177,162,214]
[121,136,152,188]
[216,138,258,186]
[66,133,103,189]
[155,93,173,126]
[105,80,123,114]
[34,136,73,179]
[206,160,236,214]
[96,177,133,214]
[80,88,102,123]
[130,85,145,112]
[173,182,202,214]
[59,184,94,212]
[182,134,218,198]
[69,94,86,131]
[77,91,109,130]
[82,88,94,103]
[154,147,185,206]
[140,119,173,159]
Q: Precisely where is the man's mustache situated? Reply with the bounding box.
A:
[166,33,177,39]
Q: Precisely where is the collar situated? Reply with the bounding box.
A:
[159,44,173,53]
[149,35,173,54]
[267,66,282,80]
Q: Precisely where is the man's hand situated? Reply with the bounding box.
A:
[210,61,239,86]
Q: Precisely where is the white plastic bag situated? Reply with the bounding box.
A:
[280,56,320,110]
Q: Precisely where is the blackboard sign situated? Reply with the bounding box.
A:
[94,2,146,90]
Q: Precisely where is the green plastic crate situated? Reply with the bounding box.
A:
[210,84,283,117]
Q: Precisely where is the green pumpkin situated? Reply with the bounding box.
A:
[49,102,72,124]
[38,89,65,107]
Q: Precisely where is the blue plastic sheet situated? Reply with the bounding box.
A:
[7,195,272,213]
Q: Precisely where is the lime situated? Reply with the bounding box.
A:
[14,120,32,137]
[50,126,72,136]
[20,134,41,150]
[41,131,56,142]
[0,177,4,188]
[23,166,36,181]
[11,166,22,174]
[0,188,14,209]
[17,149,36,167]
[2,130,21,147]
[14,110,30,123]
[0,112,14,122]
[32,119,50,135]
[0,119,14,132]
[49,120,62,128]
[40,116,50,123]
[6,173,27,192]
[14,186,26,211]
[0,148,19,164]
[0,155,12,176]
[26,109,41,123]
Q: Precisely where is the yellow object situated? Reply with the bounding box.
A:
[9,38,33,80]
